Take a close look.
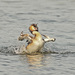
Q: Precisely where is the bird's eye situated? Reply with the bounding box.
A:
[32,24,37,27]
[34,25,36,27]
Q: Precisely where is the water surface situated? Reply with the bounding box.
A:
[0,0,75,75]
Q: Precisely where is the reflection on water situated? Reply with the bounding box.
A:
[0,0,75,75]
[19,53,44,68]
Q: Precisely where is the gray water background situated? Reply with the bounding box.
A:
[0,0,75,75]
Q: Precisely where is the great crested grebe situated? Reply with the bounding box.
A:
[15,24,56,54]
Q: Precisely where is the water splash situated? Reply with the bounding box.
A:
[0,45,75,56]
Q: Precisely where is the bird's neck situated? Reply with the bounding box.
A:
[32,31,42,40]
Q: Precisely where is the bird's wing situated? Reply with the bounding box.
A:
[42,34,56,42]
[18,31,32,42]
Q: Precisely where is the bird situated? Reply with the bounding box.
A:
[15,24,56,54]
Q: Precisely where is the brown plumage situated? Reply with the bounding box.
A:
[15,24,56,54]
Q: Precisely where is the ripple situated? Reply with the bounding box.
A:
[39,19,57,23]
[2,0,22,3]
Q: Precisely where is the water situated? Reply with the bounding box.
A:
[0,0,75,75]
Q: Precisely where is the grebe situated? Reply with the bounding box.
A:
[15,24,56,54]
